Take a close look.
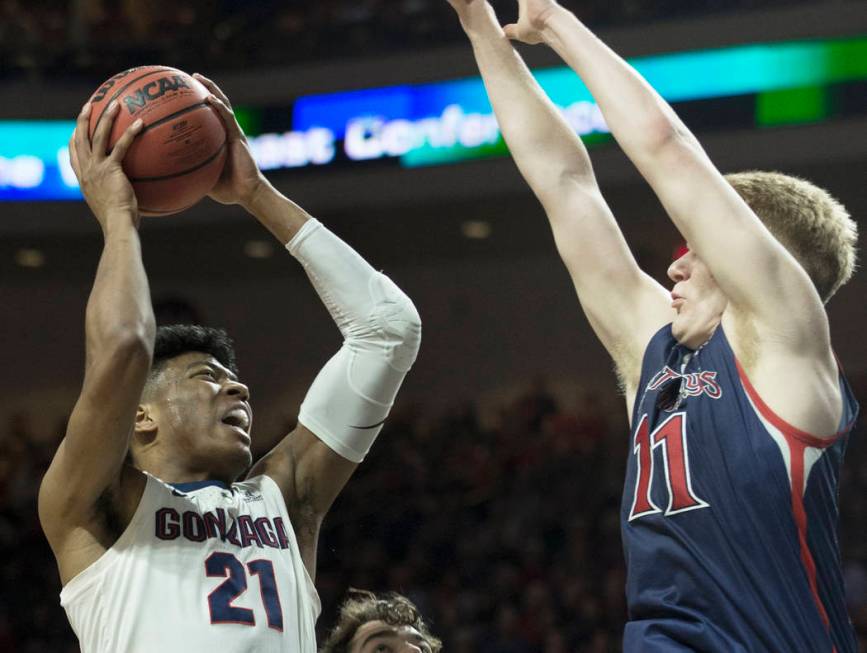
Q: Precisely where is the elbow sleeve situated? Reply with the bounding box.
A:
[288,219,422,462]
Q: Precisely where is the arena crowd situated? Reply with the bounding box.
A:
[2,374,865,650]
[0,0,840,80]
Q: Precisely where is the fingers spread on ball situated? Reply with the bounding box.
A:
[193,73,232,108]
[72,103,91,159]
[109,119,144,164]
[206,94,243,142]
[68,131,81,178]
[92,100,119,157]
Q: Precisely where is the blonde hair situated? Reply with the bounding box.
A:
[725,171,858,303]
[320,589,443,653]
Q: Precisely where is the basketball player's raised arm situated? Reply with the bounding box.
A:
[198,76,422,577]
[447,0,672,388]
[514,1,829,349]
[38,104,154,556]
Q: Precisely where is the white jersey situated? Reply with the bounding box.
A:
[60,473,320,653]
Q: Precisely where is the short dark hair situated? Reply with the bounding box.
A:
[149,324,239,382]
[321,589,442,653]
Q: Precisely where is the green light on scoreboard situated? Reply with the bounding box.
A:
[757,86,830,126]
[399,36,867,168]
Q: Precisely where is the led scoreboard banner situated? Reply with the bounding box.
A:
[1,36,865,201]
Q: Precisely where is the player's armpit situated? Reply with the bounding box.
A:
[723,310,844,437]
[248,424,357,578]
[249,425,358,517]
[44,465,147,586]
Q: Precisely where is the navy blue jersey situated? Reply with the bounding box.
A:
[621,324,859,653]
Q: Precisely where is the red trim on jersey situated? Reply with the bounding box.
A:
[734,358,855,638]
[787,438,831,629]
[734,359,851,448]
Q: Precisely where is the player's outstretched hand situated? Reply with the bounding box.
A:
[503,0,560,45]
[194,73,266,207]
[69,101,143,229]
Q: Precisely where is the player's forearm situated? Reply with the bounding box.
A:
[540,7,693,170]
[85,213,155,362]
[463,8,598,205]
[241,179,311,244]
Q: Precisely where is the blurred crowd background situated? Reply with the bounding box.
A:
[0,0,856,80]
[2,376,866,651]
[1,0,865,651]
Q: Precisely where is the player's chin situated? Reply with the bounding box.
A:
[219,422,252,446]
[238,447,254,472]
[215,426,253,463]
[671,315,690,343]
[220,441,253,479]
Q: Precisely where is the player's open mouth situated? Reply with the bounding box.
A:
[221,407,251,432]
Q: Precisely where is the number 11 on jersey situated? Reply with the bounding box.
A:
[628,412,710,521]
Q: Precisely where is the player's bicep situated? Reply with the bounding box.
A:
[39,340,150,536]
[544,188,674,382]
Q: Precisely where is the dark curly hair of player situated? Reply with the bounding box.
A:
[148,324,238,381]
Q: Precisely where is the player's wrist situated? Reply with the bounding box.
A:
[98,207,140,234]
[537,4,571,46]
[460,3,500,39]
[238,175,274,213]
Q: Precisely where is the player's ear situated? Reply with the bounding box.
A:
[135,404,158,441]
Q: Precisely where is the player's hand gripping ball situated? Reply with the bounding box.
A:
[86,66,227,216]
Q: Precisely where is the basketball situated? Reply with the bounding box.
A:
[86,66,227,216]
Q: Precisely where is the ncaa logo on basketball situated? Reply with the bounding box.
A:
[91,67,138,103]
[124,75,191,114]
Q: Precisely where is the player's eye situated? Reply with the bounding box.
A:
[196,369,217,380]
[373,645,391,653]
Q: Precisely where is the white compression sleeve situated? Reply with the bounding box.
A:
[287,219,422,463]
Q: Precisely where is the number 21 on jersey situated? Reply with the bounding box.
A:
[206,552,284,631]
[628,412,710,521]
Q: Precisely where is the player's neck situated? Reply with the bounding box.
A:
[140,457,235,486]
[673,316,720,350]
